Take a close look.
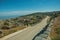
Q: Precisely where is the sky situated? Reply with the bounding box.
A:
[0,0,60,16]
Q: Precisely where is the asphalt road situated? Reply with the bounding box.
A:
[1,16,49,40]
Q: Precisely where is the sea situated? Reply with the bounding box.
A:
[0,13,33,20]
[0,15,24,20]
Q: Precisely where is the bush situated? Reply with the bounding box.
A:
[1,26,10,30]
[55,27,60,34]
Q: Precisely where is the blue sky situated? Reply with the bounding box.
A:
[0,0,60,16]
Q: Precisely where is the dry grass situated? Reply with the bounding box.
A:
[50,16,60,40]
[0,26,26,38]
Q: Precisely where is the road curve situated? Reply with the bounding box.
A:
[0,16,50,40]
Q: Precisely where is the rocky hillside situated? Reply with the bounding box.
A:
[0,13,46,38]
[0,11,60,38]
